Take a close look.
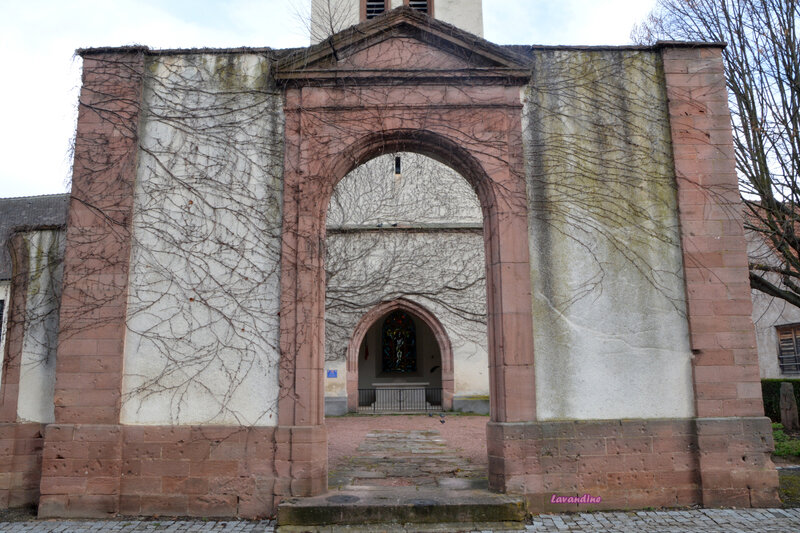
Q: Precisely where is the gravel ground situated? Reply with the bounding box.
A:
[326,413,489,468]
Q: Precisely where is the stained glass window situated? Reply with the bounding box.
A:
[382,310,417,373]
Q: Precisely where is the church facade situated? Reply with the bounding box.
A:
[0,4,782,518]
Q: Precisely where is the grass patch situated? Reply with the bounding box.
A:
[773,423,800,456]
[780,470,800,507]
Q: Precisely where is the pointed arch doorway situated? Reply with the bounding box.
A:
[346,299,454,412]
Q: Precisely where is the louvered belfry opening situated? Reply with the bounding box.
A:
[408,0,429,14]
[365,0,386,19]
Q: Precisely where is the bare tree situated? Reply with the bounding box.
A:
[633,0,800,307]
[59,12,696,427]
[302,0,360,44]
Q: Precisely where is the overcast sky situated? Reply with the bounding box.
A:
[0,0,657,198]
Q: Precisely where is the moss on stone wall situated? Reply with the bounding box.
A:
[524,49,694,420]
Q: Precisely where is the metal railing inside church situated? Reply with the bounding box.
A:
[358,387,443,413]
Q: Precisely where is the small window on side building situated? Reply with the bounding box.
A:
[778,325,800,374]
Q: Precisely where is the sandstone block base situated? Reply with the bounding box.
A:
[0,423,45,509]
[487,417,779,511]
[37,423,327,519]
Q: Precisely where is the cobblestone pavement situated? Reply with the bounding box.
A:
[0,520,275,532]
[528,508,800,532]
[3,509,800,532]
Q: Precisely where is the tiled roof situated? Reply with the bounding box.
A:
[0,193,69,280]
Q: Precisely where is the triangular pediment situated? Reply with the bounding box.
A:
[275,7,530,84]
[314,35,486,71]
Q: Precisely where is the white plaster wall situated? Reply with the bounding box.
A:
[324,360,347,396]
[327,153,481,226]
[325,153,488,399]
[0,281,8,390]
[747,230,800,378]
[451,339,486,396]
[524,50,695,420]
[431,0,483,37]
[122,54,283,426]
[17,230,64,423]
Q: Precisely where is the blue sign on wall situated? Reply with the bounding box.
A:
[326,369,337,378]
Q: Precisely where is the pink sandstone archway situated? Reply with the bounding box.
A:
[345,298,455,412]
[277,77,536,497]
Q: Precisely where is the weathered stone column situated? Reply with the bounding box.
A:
[483,109,539,492]
[275,87,329,500]
[38,48,146,518]
[662,42,780,507]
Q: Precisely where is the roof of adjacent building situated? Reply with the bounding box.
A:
[0,193,69,280]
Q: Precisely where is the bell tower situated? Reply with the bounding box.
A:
[310,0,484,43]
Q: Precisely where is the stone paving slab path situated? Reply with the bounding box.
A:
[328,428,487,490]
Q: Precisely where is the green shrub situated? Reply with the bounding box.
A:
[762,379,800,422]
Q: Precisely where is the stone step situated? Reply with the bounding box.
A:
[277,522,527,532]
[276,487,526,530]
